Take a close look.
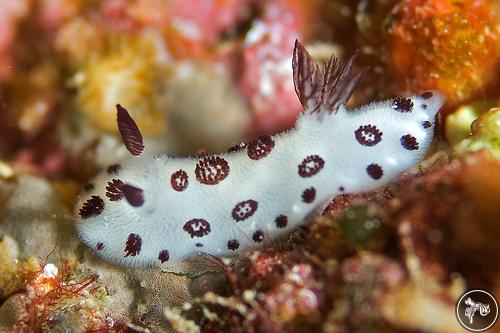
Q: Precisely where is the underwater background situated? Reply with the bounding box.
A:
[0,0,499,332]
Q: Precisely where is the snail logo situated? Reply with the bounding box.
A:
[456,289,498,332]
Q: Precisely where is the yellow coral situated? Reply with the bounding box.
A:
[445,100,496,145]
[454,107,500,159]
[164,307,201,333]
[0,236,20,299]
[0,236,40,300]
[0,161,14,179]
[76,34,169,135]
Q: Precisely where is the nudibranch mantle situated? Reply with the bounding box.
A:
[75,41,445,268]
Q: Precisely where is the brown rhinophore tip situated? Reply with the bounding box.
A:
[121,184,145,207]
[321,49,367,113]
[292,39,322,111]
[117,104,144,156]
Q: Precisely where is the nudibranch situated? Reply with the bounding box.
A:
[75,41,445,268]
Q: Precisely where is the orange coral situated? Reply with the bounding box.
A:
[387,0,500,107]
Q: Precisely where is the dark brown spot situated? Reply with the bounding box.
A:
[354,125,383,146]
[195,243,203,247]
[366,163,383,180]
[121,184,144,207]
[298,155,325,178]
[124,233,142,257]
[96,242,104,251]
[117,104,144,156]
[302,187,316,203]
[195,156,230,185]
[339,186,345,192]
[183,219,211,238]
[84,183,95,193]
[401,134,419,150]
[227,142,247,153]
[420,91,433,99]
[107,164,121,175]
[171,169,189,192]
[231,200,258,222]
[79,196,105,219]
[421,104,427,109]
[106,179,125,201]
[227,239,240,251]
[158,249,169,263]
[247,135,275,160]
[392,97,413,112]
[422,121,432,129]
[252,230,265,243]
[275,215,288,228]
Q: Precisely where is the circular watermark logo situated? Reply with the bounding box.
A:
[456,289,498,332]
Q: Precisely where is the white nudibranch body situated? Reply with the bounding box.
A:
[75,41,445,268]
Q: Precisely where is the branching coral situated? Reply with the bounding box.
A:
[9,259,120,333]
[1,236,121,332]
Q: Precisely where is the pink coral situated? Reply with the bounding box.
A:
[238,0,312,133]
[37,0,82,30]
[101,0,251,58]
[264,264,322,323]
[341,254,407,324]
[101,0,140,32]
